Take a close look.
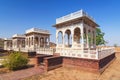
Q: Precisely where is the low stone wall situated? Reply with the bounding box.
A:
[34,55,52,67]
[63,57,99,72]
[36,55,52,63]
[33,52,115,73]
[63,52,115,73]
[99,53,115,69]
[28,52,36,57]
[44,56,63,71]
[0,48,4,52]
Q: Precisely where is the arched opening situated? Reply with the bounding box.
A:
[22,40,25,47]
[74,27,81,44]
[65,29,71,47]
[35,37,38,44]
[7,42,9,47]
[40,37,44,47]
[17,40,21,47]
[58,31,63,44]
[84,28,87,48]
[88,30,91,47]
[46,37,49,47]
[29,38,30,47]
[10,41,12,47]
[26,38,28,46]
[31,37,33,45]
[35,37,39,48]
[84,28,87,43]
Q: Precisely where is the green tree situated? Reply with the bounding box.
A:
[96,28,106,45]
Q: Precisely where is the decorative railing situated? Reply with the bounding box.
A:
[5,46,115,60]
[20,48,28,52]
[56,48,98,59]
[12,34,25,38]
[97,47,115,59]
[5,47,13,51]
[73,44,81,48]
[57,44,82,48]
[56,47,115,60]
[56,10,94,24]
[57,44,63,47]
[36,48,55,55]
[26,28,50,34]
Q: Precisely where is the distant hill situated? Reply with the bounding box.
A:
[0,38,4,49]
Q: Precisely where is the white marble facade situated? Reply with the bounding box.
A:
[4,38,12,50]
[25,28,50,51]
[4,10,114,60]
[4,28,50,52]
[53,10,114,59]
[12,34,26,51]
[54,10,97,49]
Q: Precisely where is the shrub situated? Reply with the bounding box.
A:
[2,52,28,70]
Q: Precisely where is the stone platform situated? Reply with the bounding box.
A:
[62,53,115,73]
[34,52,115,73]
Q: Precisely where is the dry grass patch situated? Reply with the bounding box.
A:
[98,53,120,80]
[0,67,11,74]
[23,53,120,80]
[23,67,100,80]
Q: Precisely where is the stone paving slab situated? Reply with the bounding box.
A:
[0,67,44,80]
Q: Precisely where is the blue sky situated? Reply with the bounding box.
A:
[0,0,120,46]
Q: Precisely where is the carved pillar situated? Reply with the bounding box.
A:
[81,23,84,49]
[43,37,45,48]
[33,36,35,51]
[92,31,94,48]
[71,29,74,48]
[48,36,50,47]
[44,37,46,48]
[88,30,91,49]
[94,29,96,48]
[62,32,65,48]
[86,28,89,48]
[17,39,18,48]
[90,31,93,48]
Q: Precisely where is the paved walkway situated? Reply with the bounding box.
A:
[0,67,44,80]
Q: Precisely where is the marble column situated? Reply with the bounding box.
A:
[62,32,65,47]
[86,28,89,48]
[71,30,74,48]
[81,23,84,49]
[90,31,93,48]
[48,36,50,47]
[94,30,96,48]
